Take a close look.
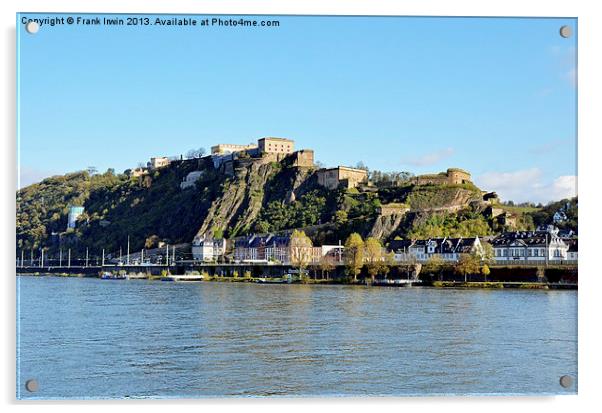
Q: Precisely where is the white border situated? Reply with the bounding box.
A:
[3,1,601,412]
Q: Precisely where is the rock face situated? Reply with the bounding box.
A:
[368,212,407,240]
[196,157,315,238]
[196,157,277,238]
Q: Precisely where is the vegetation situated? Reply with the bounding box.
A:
[407,212,491,239]
[454,253,482,283]
[344,233,364,282]
[289,230,313,277]
[364,237,384,282]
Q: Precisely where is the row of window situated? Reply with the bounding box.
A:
[494,248,566,258]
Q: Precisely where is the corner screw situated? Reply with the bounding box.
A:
[559,25,572,38]
[559,375,573,388]
[25,379,39,392]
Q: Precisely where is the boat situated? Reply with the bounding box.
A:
[100,272,126,280]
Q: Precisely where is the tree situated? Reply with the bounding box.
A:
[382,251,396,280]
[423,255,445,280]
[344,233,364,282]
[455,253,481,283]
[481,264,491,282]
[319,254,336,280]
[289,230,313,278]
[481,242,494,265]
[364,237,384,282]
[186,147,207,159]
[145,235,160,249]
[355,161,369,171]
[334,210,348,225]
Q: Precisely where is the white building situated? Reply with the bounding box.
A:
[148,157,170,169]
[491,226,569,262]
[180,171,204,189]
[191,237,227,262]
[67,206,84,229]
[388,237,483,263]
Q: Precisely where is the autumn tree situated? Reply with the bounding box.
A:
[423,255,445,280]
[455,253,481,283]
[364,237,384,282]
[319,254,336,280]
[290,230,313,279]
[344,233,364,282]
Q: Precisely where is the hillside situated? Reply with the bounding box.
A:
[16,153,577,257]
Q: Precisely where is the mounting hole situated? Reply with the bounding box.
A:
[25,21,39,34]
[25,379,39,392]
[559,375,573,388]
[559,25,572,38]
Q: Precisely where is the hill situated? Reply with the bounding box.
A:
[16,153,577,257]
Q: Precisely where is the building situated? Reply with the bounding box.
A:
[411,168,472,186]
[233,234,343,265]
[317,166,368,190]
[491,226,569,262]
[180,171,204,190]
[565,239,578,262]
[388,237,483,263]
[211,143,258,155]
[148,157,170,169]
[234,234,292,263]
[67,206,85,229]
[482,192,500,204]
[289,149,315,168]
[258,137,294,156]
[191,236,227,262]
[129,167,148,178]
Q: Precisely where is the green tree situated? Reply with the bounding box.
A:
[344,233,364,282]
[334,210,348,225]
[364,237,384,282]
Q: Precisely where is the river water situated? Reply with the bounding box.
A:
[16,276,577,398]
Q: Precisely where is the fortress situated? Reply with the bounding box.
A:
[411,168,472,186]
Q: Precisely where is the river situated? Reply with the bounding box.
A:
[16,276,577,398]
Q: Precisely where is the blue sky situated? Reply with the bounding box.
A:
[17,14,577,203]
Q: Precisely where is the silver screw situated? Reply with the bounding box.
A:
[25,379,39,392]
[559,375,573,388]
[25,21,39,34]
[559,25,572,38]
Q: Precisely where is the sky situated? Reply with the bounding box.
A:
[17,14,577,203]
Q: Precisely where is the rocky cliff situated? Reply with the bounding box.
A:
[17,153,503,256]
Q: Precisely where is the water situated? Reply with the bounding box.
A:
[16,277,577,398]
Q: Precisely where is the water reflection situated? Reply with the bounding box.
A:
[17,277,577,398]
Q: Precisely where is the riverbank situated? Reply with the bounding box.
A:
[16,273,577,290]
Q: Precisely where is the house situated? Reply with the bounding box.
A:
[234,234,292,264]
[233,234,342,265]
[316,166,368,190]
[491,226,568,262]
[148,157,170,169]
[191,236,227,262]
[180,171,204,189]
[564,239,578,262]
[553,210,568,224]
[211,143,258,155]
[258,137,294,157]
[411,168,472,186]
[129,167,148,178]
[388,237,483,263]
